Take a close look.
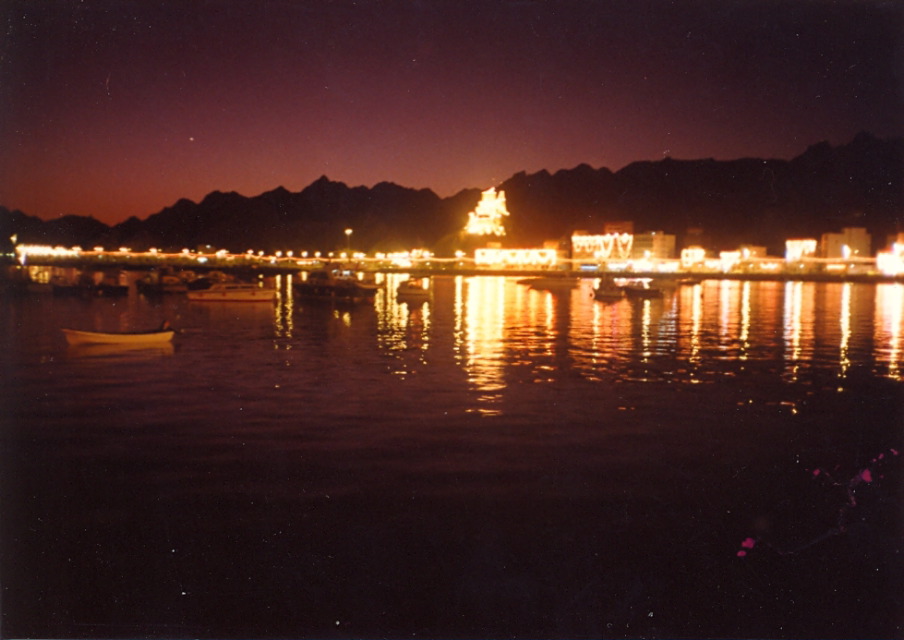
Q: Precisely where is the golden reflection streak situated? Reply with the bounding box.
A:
[783,281,816,380]
[689,283,702,364]
[525,287,557,359]
[719,279,732,341]
[740,281,751,360]
[453,276,466,368]
[375,273,408,350]
[641,299,652,360]
[783,282,802,379]
[460,276,507,415]
[273,274,294,340]
[370,273,433,374]
[839,283,851,378]
[875,283,903,380]
[419,297,432,358]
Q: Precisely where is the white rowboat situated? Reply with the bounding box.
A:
[186,283,277,302]
[62,327,175,346]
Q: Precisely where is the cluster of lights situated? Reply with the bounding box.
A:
[464,188,509,237]
[474,248,557,267]
[15,244,82,264]
[680,246,707,268]
[877,243,904,276]
[11,233,904,278]
[720,251,741,272]
[571,233,633,260]
[785,239,818,261]
[370,249,434,268]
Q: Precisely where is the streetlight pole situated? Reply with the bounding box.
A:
[345,228,352,258]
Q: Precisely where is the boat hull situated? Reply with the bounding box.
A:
[294,270,379,304]
[593,288,625,301]
[53,283,129,298]
[186,284,277,302]
[62,328,175,346]
[623,286,663,299]
[518,277,580,290]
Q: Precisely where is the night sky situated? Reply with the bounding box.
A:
[2,0,901,225]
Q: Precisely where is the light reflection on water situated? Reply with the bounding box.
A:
[2,275,903,638]
[4,276,902,401]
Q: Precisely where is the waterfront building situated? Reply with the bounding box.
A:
[785,238,818,262]
[570,231,633,262]
[681,246,707,269]
[631,231,676,260]
[474,247,558,268]
[739,245,767,258]
[877,242,904,276]
[820,227,871,259]
[604,221,634,235]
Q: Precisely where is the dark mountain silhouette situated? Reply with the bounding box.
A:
[2,132,901,256]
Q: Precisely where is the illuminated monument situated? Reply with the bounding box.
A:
[464,188,509,237]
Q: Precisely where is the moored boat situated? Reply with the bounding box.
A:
[294,268,380,303]
[619,278,664,299]
[396,277,431,301]
[593,279,625,301]
[186,282,277,302]
[52,270,130,298]
[517,276,581,291]
[62,322,175,346]
[136,269,195,295]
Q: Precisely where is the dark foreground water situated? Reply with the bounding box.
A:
[1,276,901,639]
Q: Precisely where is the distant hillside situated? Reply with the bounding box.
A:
[2,132,901,255]
[498,132,903,253]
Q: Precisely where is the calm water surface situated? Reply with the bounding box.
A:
[1,276,901,638]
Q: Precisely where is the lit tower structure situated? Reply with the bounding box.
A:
[465,188,509,237]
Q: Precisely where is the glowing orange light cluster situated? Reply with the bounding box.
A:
[877,243,904,276]
[474,248,557,267]
[680,246,706,268]
[571,233,633,260]
[719,250,741,272]
[785,239,817,261]
[464,188,509,236]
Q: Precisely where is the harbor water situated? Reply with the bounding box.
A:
[1,275,901,638]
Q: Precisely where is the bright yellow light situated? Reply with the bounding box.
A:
[877,243,904,276]
[474,248,557,267]
[571,233,633,260]
[464,188,509,236]
[785,239,817,261]
[681,246,706,268]
[720,250,741,272]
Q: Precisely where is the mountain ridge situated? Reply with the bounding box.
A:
[2,132,901,256]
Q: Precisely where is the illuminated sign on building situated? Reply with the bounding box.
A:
[571,233,633,260]
[877,243,904,276]
[474,248,558,267]
[680,246,706,268]
[785,239,817,261]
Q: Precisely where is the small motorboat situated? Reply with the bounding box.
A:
[396,277,431,301]
[136,269,194,295]
[619,278,664,299]
[52,271,129,298]
[517,276,581,291]
[186,282,277,302]
[62,322,175,346]
[593,279,625,301]
[294,268,380,304]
